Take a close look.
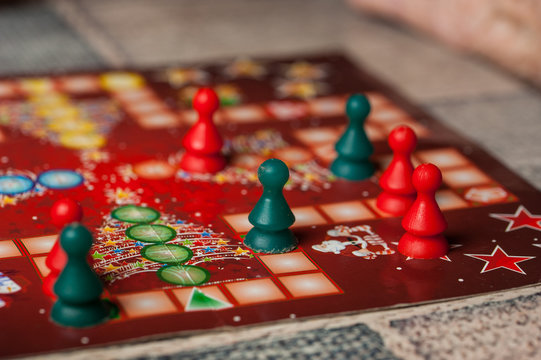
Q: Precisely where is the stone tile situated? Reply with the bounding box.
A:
[52,0,345,66]
[341,14,525,102]
[427,90,541,189]
[0,2,103,74]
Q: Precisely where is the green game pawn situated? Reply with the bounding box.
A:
[51,223,109,328]
[244,159,297,253]
[330,94,375,180]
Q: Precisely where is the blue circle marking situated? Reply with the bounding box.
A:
[37,170,84,190]
[0,175,34,195]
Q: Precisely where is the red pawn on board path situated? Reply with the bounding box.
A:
[398,163,448,259]
[179,88,226,173]
[42,198,83,298]
[377,125,417,216]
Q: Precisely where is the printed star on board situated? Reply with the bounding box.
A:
[225,58,266,78]
[104,239,117,247]
[182,239,194,246]
[104,264,120,272]
[217,239,229,245]
[133,261,145,269]
[391,242,462,261]
[203,247,215,253]
[234,247,250,256]
[203,257,212,262]
[438,244,463,261]
[113,249,124,254]
[201,231,212,238]
[2,196,17,206]
[214,174,227,184]
[465,245,535,274]
[102,226,115,233]
[115,189,131,199]
[134,241,144,247]
[92,251,105,260]
[489,205,541,232]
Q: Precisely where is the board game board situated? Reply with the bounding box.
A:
[1,54,541,358]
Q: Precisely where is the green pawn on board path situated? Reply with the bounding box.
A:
[244,158,297,254]
[330,94,375,180]
[51,223,110,328]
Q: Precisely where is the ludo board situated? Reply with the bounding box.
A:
[0,54,540,358]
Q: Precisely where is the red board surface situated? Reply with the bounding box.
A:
[1,54,541,358]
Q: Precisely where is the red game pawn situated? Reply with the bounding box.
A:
[376,125,417,216]
[42,198,83,298]
[397,163,448,259]
[179,88,226,173]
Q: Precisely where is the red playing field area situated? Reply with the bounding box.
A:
[0,54,540,358]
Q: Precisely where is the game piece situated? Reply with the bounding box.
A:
[51,223,109,328]
[330,94,374,180]
[42,198,83,298]
[376,125,417,215]
[179,87,226,173]
[398,163,448,259]
[244,158,297,253]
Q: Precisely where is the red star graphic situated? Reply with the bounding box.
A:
[465,245,535,274]
[490,205,541,232]
[392,242,461,261]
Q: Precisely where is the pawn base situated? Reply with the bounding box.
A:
[330,157,374,181]
[397,232,448,259]
[244,227,297,254]
[42,270,60,298]
[51,299,110,328]
[180,152,226,174]
[376,191,415,216]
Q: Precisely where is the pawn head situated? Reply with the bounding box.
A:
[388,125,417,153]
[60,223,93,257]
[346,94,371,122]
[258,158,290,189]
[193,87,219,115]
[412,163,442,193]
[50,198,83,229]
